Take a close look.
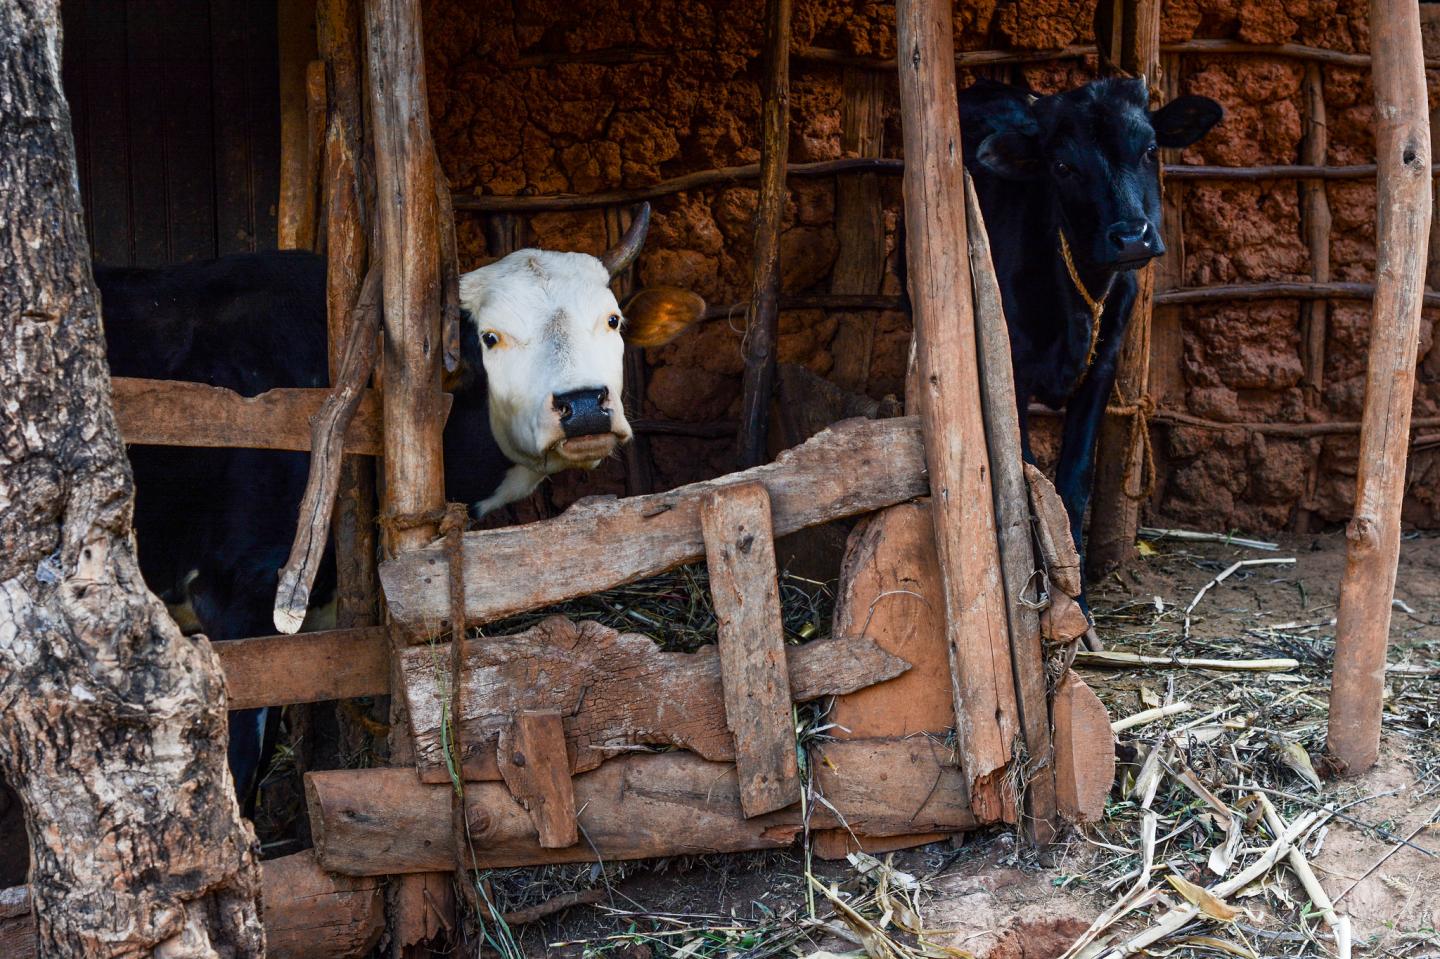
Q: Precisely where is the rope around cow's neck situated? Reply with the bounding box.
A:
[1058,227,1110,379]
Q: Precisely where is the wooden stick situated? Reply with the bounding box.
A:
[1258,796,1352,959]
[1110,702,1193,733]
[216,626,390,709]
[608,206,654,495]
[896,0,1019,823]
[1300,64,1332,399]
[1328,0,1433,775]
[1184,557,1297,638]
[379,416,929,630]
[278,0,320,250]
[701,484,800,816]
[1155,280,1440,307]
[965,172,1057,845]
[274,268,382,633]
[736,0,792,467]
[110,377,383,455]
[1074,650,1300,672]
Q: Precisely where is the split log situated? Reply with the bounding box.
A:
[737,0,793,467]
[1024,465,1083,599]
[0,853,385,959]
[215,626,390,710]
[1052,671,1115,823]
[701,484,800,817]
[379,416,929,629]
[813,501,956,859]
[400,616,908,783]
[111,377,383,455]
[273,267,382,633]
[966,172,1058,845]
[1327,0,1433,774]
[497,711,578,849]
[306,742,976,876]
[828,67,888,394]
[896,0,1020,823]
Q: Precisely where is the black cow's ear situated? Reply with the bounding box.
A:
[977,131,1043,180]
[1152,96,1223,148]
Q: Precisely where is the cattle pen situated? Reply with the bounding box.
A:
[0,0,1436,956]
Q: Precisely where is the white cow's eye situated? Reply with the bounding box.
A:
[607,314,621,331]
[481,331,500,349]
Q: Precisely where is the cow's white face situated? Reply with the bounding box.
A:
[460,250,632,479]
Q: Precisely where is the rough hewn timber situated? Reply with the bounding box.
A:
[0,2,263,953]
[496,711,579,849]
[379,416,929,630]
[1052,671,1115,823]
[215,626,390,710]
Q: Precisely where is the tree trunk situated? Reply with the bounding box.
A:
[0,3,264,956]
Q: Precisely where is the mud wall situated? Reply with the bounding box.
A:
[421,0,1440,533]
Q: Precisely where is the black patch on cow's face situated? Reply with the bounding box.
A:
[982,78,1221,270]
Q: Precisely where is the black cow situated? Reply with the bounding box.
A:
[961,77,1222,611]
[96,207,696,804]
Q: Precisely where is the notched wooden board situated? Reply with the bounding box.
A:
[401,615,910,783]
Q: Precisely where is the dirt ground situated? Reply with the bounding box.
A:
[490,529,1440,958]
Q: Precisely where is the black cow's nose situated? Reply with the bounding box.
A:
[1106,220,1162,263]
[554,387,611,438]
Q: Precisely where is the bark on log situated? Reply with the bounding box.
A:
[701,484,800,816]
[0,3,263,953]
[306,742,977,875]
[896,0,1020,823]
[274,267,382,633]
[1327,0,1432,775]
[737,0,792,467]
[813,502,955,859]
[111,377,384,454]
[400,616,908,783]
[379,416,929,630]
[1,852,385,959]
[966,175,1058,845]
[215,626,390,710]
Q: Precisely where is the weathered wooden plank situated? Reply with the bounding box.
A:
[214,626,389,710]
[497,711,578,849]
[1041,592,1092,646]
[896,0,1019,824]
[1025,464,1083,599]
[813,501,956,859]
[306,741,977,876]
[701,483,800,817]
[401,616,909,784]
[379,416,929,629]
[1052,671,1115,823]
[278,0,319,251]
[111,377,382,455]
[0,853,384,959]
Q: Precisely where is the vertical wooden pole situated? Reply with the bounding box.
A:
[279,0,320,250]
[1327,0,1431,774]
[363,0,453,951]
[829,67,887,394]
[1086,0,1161,580]
[1293,63,1333,533]
[896,0,1020,823]
[965,176,1058,847]
[1147,53,1187,509]
[318,0,378,630]
[736,0,791,468]
[608,206,655,495]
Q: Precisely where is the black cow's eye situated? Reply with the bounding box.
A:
[1053,160,1073,178]
[607,313,621,330]
[1146,143,1159,160]
[481,331,499,349]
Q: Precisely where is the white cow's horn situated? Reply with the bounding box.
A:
[599,202,651,277]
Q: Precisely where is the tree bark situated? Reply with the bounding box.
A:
[0,2,264,956]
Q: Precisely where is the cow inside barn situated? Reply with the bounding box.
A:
[962,77,1223,614]
[97,204,700,806]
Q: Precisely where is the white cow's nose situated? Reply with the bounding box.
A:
[553,387,610,438]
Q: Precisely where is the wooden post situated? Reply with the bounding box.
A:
[1147,53,1187,509]
[701,484,801,817]
[363,0,452,951]
[828,67,887,394]
[965,176,1058,846]
[608,206,655,495]
[736,0,791,467]
[895,0,1020,823]
[318,0,379,630]
[279,0,320,250]
[1085,0,1161,580]
[1326,0,1432,774]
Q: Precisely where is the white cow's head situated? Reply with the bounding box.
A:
[456,204,700,509]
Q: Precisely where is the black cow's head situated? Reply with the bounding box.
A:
[976,78,1222,270]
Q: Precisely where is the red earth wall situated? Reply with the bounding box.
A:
[421,0,1440,533]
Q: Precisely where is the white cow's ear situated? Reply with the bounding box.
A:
[622,287,706,348]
